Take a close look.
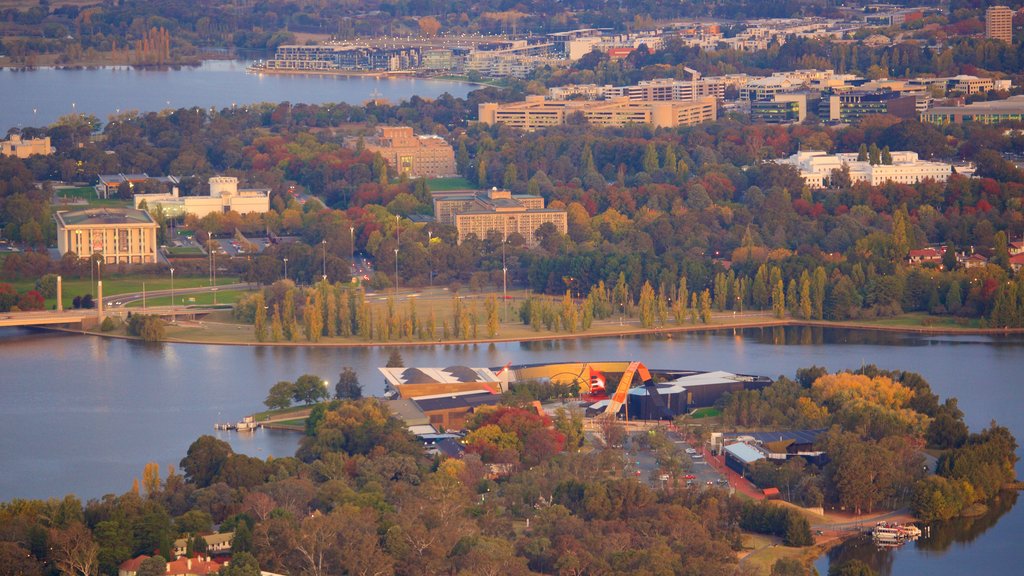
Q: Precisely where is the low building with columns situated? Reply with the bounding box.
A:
[56,208,159,264]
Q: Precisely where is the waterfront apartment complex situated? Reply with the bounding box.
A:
[263,44,420,72]
[132,176,270,218]
[0,134,52,158]
[433,188,567,247]
[478,96,717,130]
[56,208,159,264]
[922,95,1024,125]
[986,6,1014,44]
[777,150,954,188]
[356,127,456,178]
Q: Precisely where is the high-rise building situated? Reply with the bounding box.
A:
[986,6,1014,44]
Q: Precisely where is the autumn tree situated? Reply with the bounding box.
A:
[335,367,362,400]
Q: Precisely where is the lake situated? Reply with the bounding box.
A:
[1,326,1022,574]
[0,60,472,131]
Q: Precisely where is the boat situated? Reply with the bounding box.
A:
[871,521,922,547]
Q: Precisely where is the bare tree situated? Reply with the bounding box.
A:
[49,522,99,576]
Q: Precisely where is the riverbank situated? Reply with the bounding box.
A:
[64,311,1024,348]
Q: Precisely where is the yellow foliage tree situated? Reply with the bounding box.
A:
[418,16,442,36]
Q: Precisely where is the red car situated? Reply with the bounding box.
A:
[683,474,696,480]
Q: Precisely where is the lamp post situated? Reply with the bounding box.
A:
[502,238,508,323]
[427,230,433,288]
[321,239,327,281]
[350,226,355,282]
[394,248,399,297]
[283,258,289,281]
[169,268,175,323]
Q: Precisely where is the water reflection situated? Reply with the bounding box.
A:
[819,492,1019,575]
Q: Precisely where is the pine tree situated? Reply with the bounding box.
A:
[946,281,962,314]
[881,145,893,165]
[581,142,595,175]
[857,143,868,162]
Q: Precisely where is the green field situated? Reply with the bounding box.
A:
[10,276,240,310]
[689,408,722,419]
[54,186,99,199]
[126,289,249,308]
[427,177,473,191]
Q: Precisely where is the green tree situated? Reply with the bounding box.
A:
[137,556,167,576]
[270,305,284,341]
[335,367,363,400]
[881,146,893,165]
[127,314,165,342]
[891,206,911,261]
[264,380,294,410]
[386,349,404,368]
[642,142,659,174]
[772,279,786,319]
[946,281,963,314]
[699,289,712,323]
[992,231,1011,270]
[857,143,868,162]
[485,295,500,337]
[829,559,876,576]
[179,436,233,487]
[799,272,812,320]
[219,551,260,576]
[638,281,656,328]
[293,374,329,404]
[812,267,827,320]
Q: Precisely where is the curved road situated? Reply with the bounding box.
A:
[102,282,251,309]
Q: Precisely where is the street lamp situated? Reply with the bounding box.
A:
[427,230,433,287]
[170,268,175,322]
[394,248,399,296]
[283,258,289,281]
[350,226,355,281]
[321,239,327,281]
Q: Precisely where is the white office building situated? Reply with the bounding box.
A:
[776,150,955,188]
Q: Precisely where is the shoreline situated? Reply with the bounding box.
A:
[36,316,1024,348]
[245,65,491,86]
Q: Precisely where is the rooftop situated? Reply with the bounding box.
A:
[56,208,156,227]
[724,442,766,465]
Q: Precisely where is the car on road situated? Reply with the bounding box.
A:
[683,474,696,480]
[684,448,697,454]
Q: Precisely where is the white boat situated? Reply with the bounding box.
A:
[872,521,922,545]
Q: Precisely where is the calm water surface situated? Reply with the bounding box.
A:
[1,326,1022,574]
[0,60,472,131]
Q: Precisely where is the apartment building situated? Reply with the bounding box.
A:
[986,5,1014,44]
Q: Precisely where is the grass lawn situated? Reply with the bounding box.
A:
[690,408,722,419]
[126,289,250,308]
[851,313,978,329]
[10,276,240,310]
[54,186,99,199]
[740,537,807,576]
[427,177,473,191]
[250,405,316,422]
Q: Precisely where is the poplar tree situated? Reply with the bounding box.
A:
[270,304,284,341]
[642,142,659,174]
[638,281,656,328]
[772,279,786,319]
[253,292,268,342]
[699,289,712,323]
[799,271,813,320]
[485,295,499,337]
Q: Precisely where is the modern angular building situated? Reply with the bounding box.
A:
[433,188,567,247]
[56,208,159,264]
[356,126,456,178]
[751,94,807,124]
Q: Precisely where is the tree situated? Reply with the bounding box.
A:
[772,279,786,319]
[137,556,167,576]
[293,374,329,404]
[829,559,876,576]
[253,292,268,342]
[180,435,233,487]
[642,142,659,174]
[142,461,161,497]
[219,551,260,576]
[386,349,404,368]
[264,380,294,410]
[49,522,99,576]
[127,314,165,342]
[485,295,499,337]
[772,558,810,576]
[638,281,656,328]
[699,289,712,324]
[418,16,442,36]
[799,272,812,320]
[0,542,43,576]
[335,367,362,400]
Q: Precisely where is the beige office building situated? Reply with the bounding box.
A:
[0,134,53,158]
[358,126,456,178]
[478,96,717,130]
[133,176,270,218]
[986,6,1014,44]
[434,188,566,247]
[56,208,159,264]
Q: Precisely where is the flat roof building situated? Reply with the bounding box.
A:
[922,95,1024,125]
[56,208,159,264]
[379,365,506,399]
[777,150,954,188]
[433,188,567,247]
[0,134,52,158]
[354,126,456,178]
[478,95,717,130]
[132,176,270,218]
[986,6,1014,44]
